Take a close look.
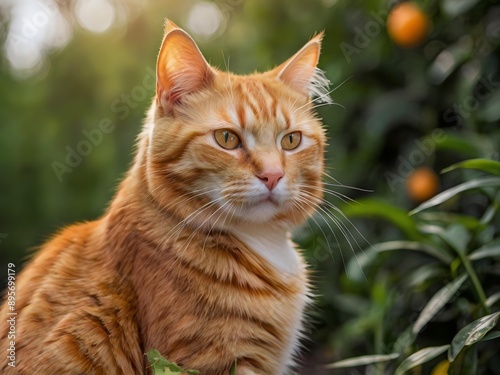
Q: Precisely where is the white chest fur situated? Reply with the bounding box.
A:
[231,224,309,374]
[230,224,301,276]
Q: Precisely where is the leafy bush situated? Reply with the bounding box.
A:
[312,159,500,374]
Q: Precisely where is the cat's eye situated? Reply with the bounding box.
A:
[214,129,241,150]
[281,131,302,150]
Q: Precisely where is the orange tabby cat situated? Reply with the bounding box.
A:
[0,20,329,375]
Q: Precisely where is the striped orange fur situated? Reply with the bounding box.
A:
[0,20,330,375]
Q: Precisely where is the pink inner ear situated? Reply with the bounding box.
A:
[275,35,323,97]
[156,29,214,113]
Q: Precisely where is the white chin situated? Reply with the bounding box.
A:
[239,201,281,223]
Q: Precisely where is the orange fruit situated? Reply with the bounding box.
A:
[406,167,439,202]
[387,2,429,47]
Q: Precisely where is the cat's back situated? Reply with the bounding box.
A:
[0,220,144,374]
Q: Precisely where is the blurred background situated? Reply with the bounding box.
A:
[1,0,499,373]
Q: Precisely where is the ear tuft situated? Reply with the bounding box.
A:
[273,32,331,104]
[156,20,215,114]
[163,18,180,34]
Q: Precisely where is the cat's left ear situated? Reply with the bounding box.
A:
[156,20,216,114]
[271,32,329,100]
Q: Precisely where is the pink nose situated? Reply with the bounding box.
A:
[257,168,284,191]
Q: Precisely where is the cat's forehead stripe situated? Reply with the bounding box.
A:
[267,86,278,119]
[215,77,302,133]
[244,90,263,122]
[238,81,263,127]
[237,79,294,130]
[280,105,291,129]
[237,103,246,129]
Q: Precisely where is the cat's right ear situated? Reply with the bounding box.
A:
[270,33,330,102]
[156,20,216,114]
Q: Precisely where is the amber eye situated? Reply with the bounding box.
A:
[281,131,302,150]
[214,129,241,150]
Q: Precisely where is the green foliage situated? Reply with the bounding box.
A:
[442,159,500,176]
[394,345,450,375]
[324,160,500,373]
[410,177,500,215]
[146,350,237,375]
[325,353,400,369]
[448,312,500,362]
[229,360,237,375]
[147,350,199,375]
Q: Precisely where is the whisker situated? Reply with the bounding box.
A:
[159,196,224,253]
[298,193,351,273]
[322,173,374,193]
[162,197,227,272]
[298,192,369,280]
[322,183,373,194]
[203,199,235,250]
[296,183,358,206]
[292,200,337,267]
[179,198,233,255]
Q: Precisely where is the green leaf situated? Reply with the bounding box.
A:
[448,312,500,362]
[229,360,237,375]
[442,159,500,176]
[433,133,479,157]
[372,241,454,264]
[404,264,447,289]
[394,345,450,375]
[412,275,467,335]
[347,241,453,282]
[325,353,399,369]
[393,329,416,354]
[481,202,498,225]
[147,350,200,375]
[482,331,500,342]
[469,240,500,261]
[440,224,471,255]
[441,0,480,17]
[478,89,500,122]
[410,177,500,215]
[418,224,447,236]
[486,292,500,308]
[428,38,473,84]
[342,198,422,240]
[418,212,482,230]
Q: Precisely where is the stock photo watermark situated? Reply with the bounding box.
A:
[51,66,156,182]
[1,234,16,368]
[443,72,500,126]
[384,128,446,192]
[7,0,60,49]
[340,9,389,63]
[6,262,16,368]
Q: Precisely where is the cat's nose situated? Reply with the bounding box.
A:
[257,168,284,191]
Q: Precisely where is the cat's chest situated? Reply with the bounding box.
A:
[230,225,302,276]
[135,226,309,374]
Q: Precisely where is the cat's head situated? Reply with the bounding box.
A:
[143,20,328,231]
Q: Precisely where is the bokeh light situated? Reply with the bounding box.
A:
[186,1,223,40]
[75,0,116,34]
[3,0,71,76]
